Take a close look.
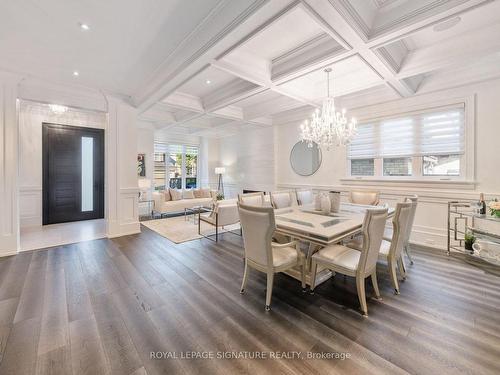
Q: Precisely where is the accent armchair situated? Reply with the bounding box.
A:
[198,199,240,242]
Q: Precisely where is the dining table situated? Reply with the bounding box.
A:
[274,202,395,286]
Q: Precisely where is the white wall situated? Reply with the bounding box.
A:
[18,100,106,227]
[275,79,500,249]
[137,123,155,202]
[217,126,275,198]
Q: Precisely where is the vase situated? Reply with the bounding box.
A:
[320,194,331,214]
[329,191,341,213]
[314,193,322,210]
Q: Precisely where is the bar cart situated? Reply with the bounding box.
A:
[448,201,500,267]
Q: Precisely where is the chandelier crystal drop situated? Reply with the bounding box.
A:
[300,68,357,150]
[49,104,68,115]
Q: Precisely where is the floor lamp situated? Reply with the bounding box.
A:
[215,167,225,196]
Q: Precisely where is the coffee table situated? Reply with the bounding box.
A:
[184,206,212,225]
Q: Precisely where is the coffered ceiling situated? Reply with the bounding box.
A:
[2,0,500,138]
[148,0,500,138]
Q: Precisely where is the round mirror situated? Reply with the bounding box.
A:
[290,141,322,176]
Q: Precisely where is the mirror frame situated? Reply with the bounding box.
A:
[289,141,322,176]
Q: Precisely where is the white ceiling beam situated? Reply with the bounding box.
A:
[138,102,177,123]
[162,92,204,113]
[397,22,500,79]
[203,80,265,112]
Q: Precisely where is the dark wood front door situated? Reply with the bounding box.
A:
[43,123,104,225]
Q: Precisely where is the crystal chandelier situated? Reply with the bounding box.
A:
[300,68,357,149]
[49,104,68,115]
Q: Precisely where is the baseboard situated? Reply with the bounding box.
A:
[106,220,141,238]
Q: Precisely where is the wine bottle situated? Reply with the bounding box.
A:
[479,193,486,215]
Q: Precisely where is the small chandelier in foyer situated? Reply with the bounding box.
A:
[300,68,357,149]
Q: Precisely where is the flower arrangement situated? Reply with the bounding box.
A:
[489,199,500,218]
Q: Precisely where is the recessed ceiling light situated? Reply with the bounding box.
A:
[73,71,79,77]
[79,22,90,31]
[206,79,211,84]
[433,16,461,32]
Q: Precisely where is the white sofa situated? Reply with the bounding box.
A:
[152,189,217,215]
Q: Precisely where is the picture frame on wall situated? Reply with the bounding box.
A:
[137,154,146,177]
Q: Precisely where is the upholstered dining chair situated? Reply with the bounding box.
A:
[347,202,412,294]
[403,196,418,265]
[270,190,297,209]
[238,191,265,206]
[349,190,380,206]
[198,199,240,242]
[310,207,388,316]
[238,203,306,311]
[296,189,314,206]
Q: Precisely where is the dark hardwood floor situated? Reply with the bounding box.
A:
[0,226,499,375]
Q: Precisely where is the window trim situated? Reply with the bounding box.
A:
[345,95,475,184]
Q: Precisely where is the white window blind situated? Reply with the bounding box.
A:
[348,106,464,159]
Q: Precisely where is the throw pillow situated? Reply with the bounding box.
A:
[183,189,195,199]
[163,190,171,202]
[200,188,211,198]
[169,188,182,201]
[193,189,203,198]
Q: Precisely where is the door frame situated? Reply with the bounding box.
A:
[42,122,105,225]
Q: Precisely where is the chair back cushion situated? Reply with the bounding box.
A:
[296,190,313,205]
[271,190,295,209]
[238,203,274,267]
[350,191,380,205]
[215,202,240,226]
[389,202,412,259]
[238,192,264,207]
[359,207,388,274]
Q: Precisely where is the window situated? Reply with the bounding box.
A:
[154,143,199,189]
[154,152,166,190]
[423,154,460,176]
[383,157,412,176]
[347,105,465,179]
[351,159,374,176]
[185,146,198,189]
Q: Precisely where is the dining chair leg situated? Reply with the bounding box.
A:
[265,272,274,311]
[300,262,306,292]
[398,256,407,280]
[388,259,400,295]
[405,244,414,265]
[240,261,249,294]
[371,272,381,300]
[309,261,318,294]
[356,276,368,316]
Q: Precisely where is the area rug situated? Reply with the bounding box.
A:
[141,215,240,244]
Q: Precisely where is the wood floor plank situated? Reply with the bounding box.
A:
[90,290,144,375]
[37,260,69,357]
[0,318,41,374]
[69,317,110,375]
